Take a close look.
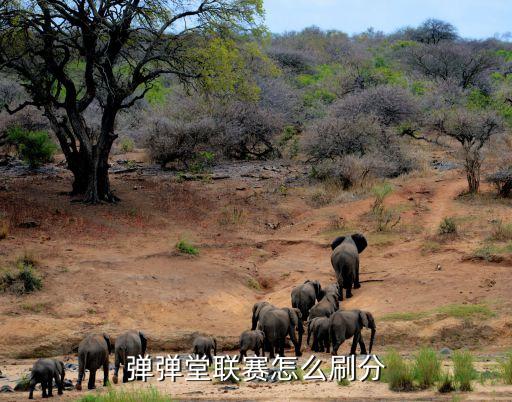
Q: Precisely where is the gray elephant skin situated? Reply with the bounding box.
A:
[112,330,147,384]
[76,333,112,390]
[192,336,217,364]
[28,358,65,399]
[308,283,340,321]
[307,317,330,353]
[239,330,265,359]
[291,280,323,321]
[251,301,275,330]
[330,233,367,299]
[259,307,303,358]
[329,309,376,355]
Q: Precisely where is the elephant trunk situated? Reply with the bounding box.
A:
[369,328,376,354]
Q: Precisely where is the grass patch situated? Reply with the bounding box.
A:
[218,206,246,225]
[119,137,135,153]
[438,217,457,235]
[500,351,512,384]
[437,370,455,393]
[412,347,441,389]
[490,220,512,241]
[453,350,477,391]
[380,311,428,321]
[78,387,173,402]
[337,378,350,386]
[381,349,415,391]
[421,240,441,254]
[175,239,199,256]
[21,302,47,313]
[436,304,495,319]
[473,242,512,261]
[247,277,261,291]
[0,258,42,295]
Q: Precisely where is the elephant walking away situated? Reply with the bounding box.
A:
[291,280,323,321]
[76,333,112,391]
[112,330,147,384]
[308,283,340,321]
[251,301,275,330]
[259,307,303,358]
[239,330,265,359]
[329,310,376,356]
[331,234,367,299]
[307,317,330,353]
[28,358,65,399]
[192,336,217,364]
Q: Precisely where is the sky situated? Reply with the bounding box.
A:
[263,0,512,40]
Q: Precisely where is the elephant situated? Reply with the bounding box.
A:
[76,333,112,391]
[192,336,217,364]
[330,233,368,299]
[291,280,323,321]
[329,309,376,356]
[258,307,303,358]
[28,358,65,399]
[239,330,265,359]
[308,283,340,321]
[307,317,330,353]
[251,301,275,330]
[112,330,147,384]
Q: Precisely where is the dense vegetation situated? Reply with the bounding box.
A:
[2,15,512,198]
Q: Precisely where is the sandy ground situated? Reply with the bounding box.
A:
[1,151,512,400]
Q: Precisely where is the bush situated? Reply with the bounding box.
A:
[0,259,42,295]
[500,351,512,385]
[490,220,512,241]
[7,127,57,168]
[371,183,400,231]
[438,217,457,235]
[119,137,135,153]
[453,350,476,391]
[175,239,199,256]
[486,168,512,197]
[437,371,455,393]
[78,387,172,402]
[381,349,414,391]
[412,347,441,389]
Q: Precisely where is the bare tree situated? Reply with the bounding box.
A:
[411,19,458,44]
[430,109,502,193]
[0,0,263,203]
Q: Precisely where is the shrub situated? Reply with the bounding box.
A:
[500,351,512,385]
[381,349,414,391]
[0,259,42,294]
[438,217,457,235]
[490,220,512,241]
[371,183,400,231]
[412,347,441,389]
[119,137,135,153]
[453,350,476,391]
[437,371,455,393]
[7,127,57,168]
[78,387,173,402]
[486,168,512,197]
[175,239,198,256]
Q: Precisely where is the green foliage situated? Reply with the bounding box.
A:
[175,239,199,256]
[78,387,173,402]
[438,217,457,235]
[7,127,57,168]
[412,347,441,389]
[371,183,399,231]
[1,258,42,295]
[436,303,495,319]
[453,350,477,391]
[500,351,512,384]
[119,137,135,153]
[303,88,336,106]
[381,349,414,391]
[145,78,172,106]
[437,371,455,393]
[490,219,512,241]
[188,151,216,174]
[247,277,261,290]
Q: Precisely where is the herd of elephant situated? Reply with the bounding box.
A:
[26,233,373,399]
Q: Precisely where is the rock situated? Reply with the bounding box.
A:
[18,220,39,228]
[220,385,238,391]
[435,264,442,271]
[0,385,14,393]
[440,347,452,356]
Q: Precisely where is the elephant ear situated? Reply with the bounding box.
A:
[351,233,368,254]
[359,311,370,328]
[139,331,148,355]
[331,236,346,250]
[102,333,112,354]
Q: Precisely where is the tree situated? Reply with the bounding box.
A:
[411,19,457,44]
[430,109,502,193]
[0,0,263,203]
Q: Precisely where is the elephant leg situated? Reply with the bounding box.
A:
[278,338,285,357]
[41,381,48,398]
[324,336,330,354]
[123,365,129,383]
[88,369,96,390]
[28,378,36,400]
[345,279,353,299]
[76,358,85,390]
[47,378,53,397]
[358,335,368,355]
[113,353,120,384]
[350,333,360,355]
[54,372,63,395]
[264,337,271,358]
[354,263,361,289]
[103,361,109,386]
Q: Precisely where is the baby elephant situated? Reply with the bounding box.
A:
[28,358,65,399]
[307,317,330,353]
[192,336,217,364]
[239,330,265,359]
[112,330,147,384]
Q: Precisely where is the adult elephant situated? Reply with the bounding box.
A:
[330,233,367,299]
[329,309,376,356]
[76,333,112,390]
[308,283,340,321]
[291,280,323,321]
[192,336,217,364]
[112,330,147,384]
[258,307,303,358]
[307,317,330,353]
[251,301,275,330]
